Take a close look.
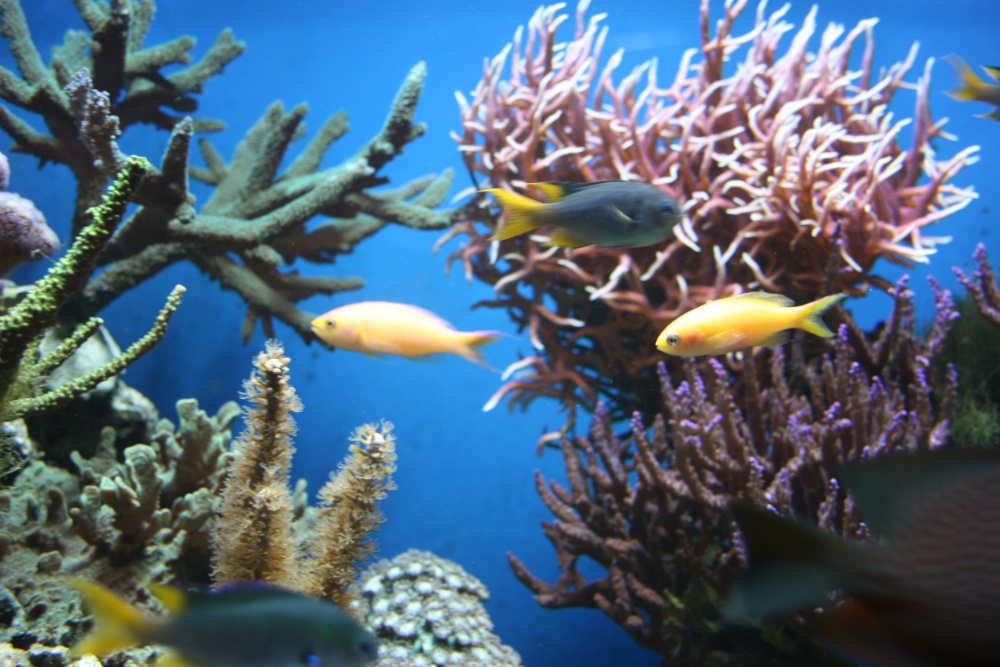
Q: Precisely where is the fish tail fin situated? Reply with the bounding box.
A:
[725,503,856,620]
[481,189,546,241]
[456,330,505,370]
[70,578,152,657]
[944,55,990,101]
[798,293,847,338]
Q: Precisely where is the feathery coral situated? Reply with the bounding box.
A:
[303,421,398,608]
[211,340,302,585]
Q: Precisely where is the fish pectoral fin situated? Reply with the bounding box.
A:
[606,203,635,225]
[544,230,589,248]
[706,329,747,351]
[153,650,198,667]
[757,330,790,347]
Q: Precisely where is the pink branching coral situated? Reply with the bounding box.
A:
[441,0,977,427]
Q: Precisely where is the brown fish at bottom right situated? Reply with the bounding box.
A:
[726,446,1000,667]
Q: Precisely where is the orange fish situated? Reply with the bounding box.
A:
[655,292,846,357]
[728,447,1000,667]
[310,301,502,369]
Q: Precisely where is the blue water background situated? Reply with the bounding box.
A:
[6,1,999,665]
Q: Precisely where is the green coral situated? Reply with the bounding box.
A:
[940,291,1000,447]
[0,157,184,476]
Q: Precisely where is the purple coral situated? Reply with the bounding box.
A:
[0,151,59,277]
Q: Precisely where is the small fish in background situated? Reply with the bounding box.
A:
[311,301,503,369]
[655,291,846,357]
[70,579,378,667]
[727,447,1000,667]
[482,180,683,248]
[944,55,1000,121]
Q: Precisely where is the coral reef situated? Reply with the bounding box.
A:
[948,244,1000,445]
[1,0,456,344]
[507,278,955,665]
[356,549,522,667]
[211,341,397,611]
[0,157,184,475]
[1,336,517,667]
[442,0,977,427]
[0,398,239,649]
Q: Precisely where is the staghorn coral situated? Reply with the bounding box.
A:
[441,0,977,429]
[211,340,397,611]
[0,157,184,476]
[355,549,522,667]
[1,1,456,345]
[507,278,955,665]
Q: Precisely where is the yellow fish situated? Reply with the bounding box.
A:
[311,301,502,368]
[655,292,846,357]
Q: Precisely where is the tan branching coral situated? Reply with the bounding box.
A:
[302,421,397,608]
[210,340,397,610]
[211,340,302,584]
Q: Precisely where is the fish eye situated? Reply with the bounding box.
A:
[301,653,321,667]
[325,320,337,330]
[659,201,680,217]
[665,333,680,347]
[355,637,377,658]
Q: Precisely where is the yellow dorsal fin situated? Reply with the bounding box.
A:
[731,291,794,306]
[149,583,188,615]
[530,182,567,202]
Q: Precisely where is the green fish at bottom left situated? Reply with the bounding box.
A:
[70,578,378,667]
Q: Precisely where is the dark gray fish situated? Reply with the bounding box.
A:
[71,579,378,667]
[482,180,682,248]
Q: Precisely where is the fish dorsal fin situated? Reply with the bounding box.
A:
[982,64,1000,81]
[605,203,635,225]
[840,447,1000,536]
[731,291,795,307]
[530,182,569,202]
[149,583,187,615]
[530,180,621,202]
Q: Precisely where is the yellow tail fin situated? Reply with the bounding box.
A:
[481,188,546,241]
[945,55,989,101]
[70,578,152,657]
[456,330,504,370]
[798,293,847,338]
